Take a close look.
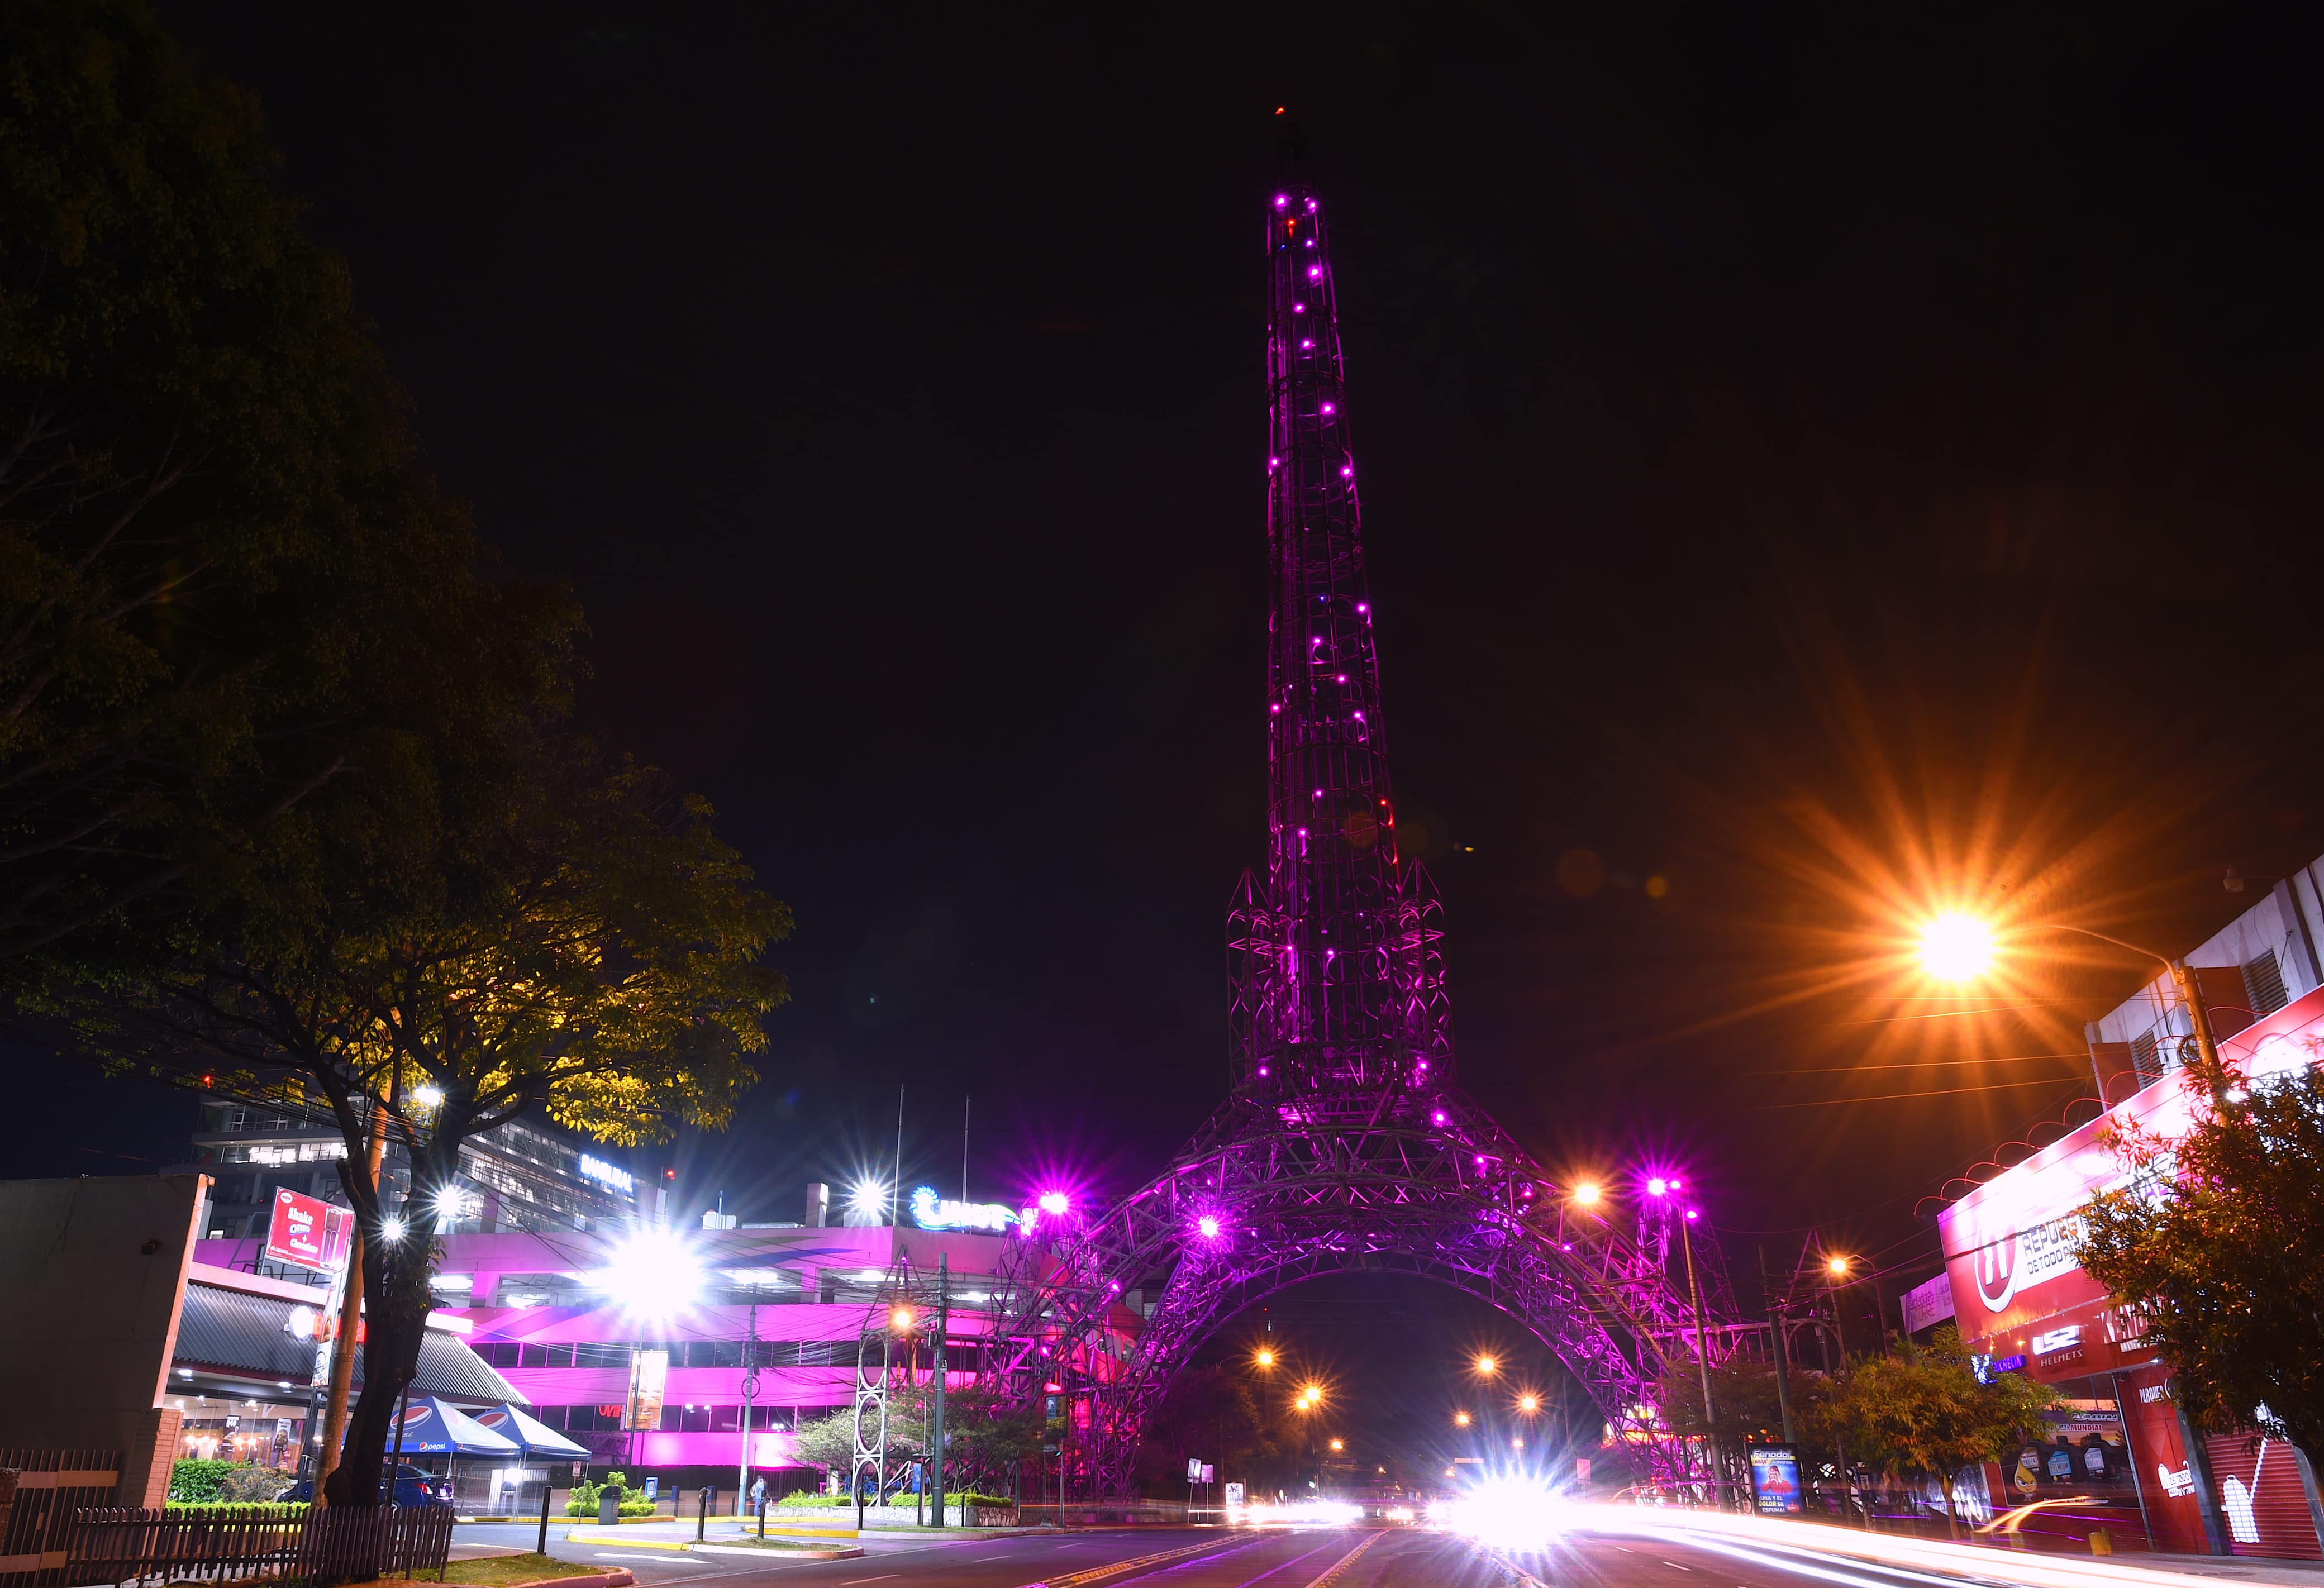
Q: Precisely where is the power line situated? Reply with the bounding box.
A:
[1742,1075,2087,1111]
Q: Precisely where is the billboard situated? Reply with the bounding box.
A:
[263,1188,354,1274]
[1747,1444,1803,1515]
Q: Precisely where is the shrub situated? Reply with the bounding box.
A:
[566,1471,660,1518]
[168,1461,296,1504]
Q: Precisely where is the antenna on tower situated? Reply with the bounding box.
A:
[1274,104,1308,175]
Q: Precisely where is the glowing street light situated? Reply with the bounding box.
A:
[1255,1347,1275,1370]
[1454,1411,1471,1427]
[848,1178,889,1223]
[1473,1355,1498,1377]
[1826,1255,1851,1277]
[1917,912,1996,981]
[1328,1438,1344,1453]
[379,1216,407,1244]
[1516,1392,1540,1415]
[890,1305,915,1333]
[1571,1182,1601,1206]
[411,1085,445,1109]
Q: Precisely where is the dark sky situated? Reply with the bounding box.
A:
[24,0,2324,1450]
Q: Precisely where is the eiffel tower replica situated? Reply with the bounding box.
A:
[988,170,1741,1499]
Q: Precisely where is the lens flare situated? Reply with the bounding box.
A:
[1918,912,1995,980]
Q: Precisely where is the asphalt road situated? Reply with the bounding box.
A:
[447,1517,2155,1588]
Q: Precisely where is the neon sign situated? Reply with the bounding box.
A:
[909,1186,1017,1232]
[579,1155,635,1193]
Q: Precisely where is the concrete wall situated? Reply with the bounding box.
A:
[0,1175,208,1504]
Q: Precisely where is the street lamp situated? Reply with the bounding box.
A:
[1651,1176,1721,1508]
[1253,1346,1275,1429]
[1453,1411,1470,1428]
[1472,1355,1498,1377]
[1516,1392,1540,1415]
[1915,914,2228,1096]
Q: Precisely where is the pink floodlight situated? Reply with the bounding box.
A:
[1645,1176,1670,1197]
[1433,1110,1446,1125]
[1685,1209,1699,1221]
[1275,194,1288,208]
[1037,1191,1070,1217]
[1197,1214,1222,1239]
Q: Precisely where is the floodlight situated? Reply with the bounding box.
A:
[599,1227,702,1318]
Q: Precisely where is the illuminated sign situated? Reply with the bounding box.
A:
[264,1189,354,1274]
[2031,1325,2082,1355]
[579,1155,635,1193]
[909,1186,1018,1232]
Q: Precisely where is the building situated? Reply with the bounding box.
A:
[1934,854,2324,1559]
[178,1094,642,1261]
[187,1190,1131,1498]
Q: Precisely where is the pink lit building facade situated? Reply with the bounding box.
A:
[192,1222,1029,1488]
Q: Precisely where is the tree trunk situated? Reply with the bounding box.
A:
[314,1098,388,1507]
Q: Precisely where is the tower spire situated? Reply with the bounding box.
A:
[1231,183,1448,1093]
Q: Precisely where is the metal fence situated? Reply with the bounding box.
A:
[0,1449,123,1587]
[68,1504,455,1587]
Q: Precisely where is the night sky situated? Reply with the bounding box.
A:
[18,1,2324,1471]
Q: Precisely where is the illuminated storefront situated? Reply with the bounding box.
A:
[1940,893,2324,1559]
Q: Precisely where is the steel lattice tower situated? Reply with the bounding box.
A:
[1231,186,1451,1095]
[985,177,1742,1501]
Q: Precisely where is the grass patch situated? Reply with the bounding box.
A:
[332,1553,572,1588]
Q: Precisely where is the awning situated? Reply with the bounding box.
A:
[470,1404,589,1461]
[175,1280,520,1403]
[389,1396,523,1456]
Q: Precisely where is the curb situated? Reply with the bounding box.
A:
[694,1544,868,1561]
[505,1573,636,1588]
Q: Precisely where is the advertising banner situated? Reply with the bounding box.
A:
[263,1188,354,1273]
[625,1348,669,1432]
[1748,1444,1804,1515]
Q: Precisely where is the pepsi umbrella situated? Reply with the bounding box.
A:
[472,1404,590,1461]
[388,1396,525,1457]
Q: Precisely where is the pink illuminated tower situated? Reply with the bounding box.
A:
[1230,182,1452,1093]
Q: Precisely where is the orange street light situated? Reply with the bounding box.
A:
[1255,1347,1275,1370]
[1328,1438,1344,1452]
[889,1305,915,1332]
[1917,913,1995,981]
[1826,1256,1850,1277]
[1454,1411,1471,1427]
[1473,1355,1498,1377]
[1571,1182,1602,1206]
[1516,1392,1540,1415]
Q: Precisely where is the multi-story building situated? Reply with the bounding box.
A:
[187,1191,1138,1497]
[1931,851,2324,1561]
[178,1096,642,1264]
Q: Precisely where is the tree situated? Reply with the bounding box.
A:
[1828,1324,2058,1536]
[1657,1356,1839,1479]
[1132,1365,1270,1498]
[2075,1062,2324,1477]
[0,0,497,955]
[53,726,790,1507]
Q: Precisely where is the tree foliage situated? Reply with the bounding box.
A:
[1132,1365,1271,1496]
[2076,1064,2324,1472]
[0,0,505,954]
[1827,1325,2057,1532]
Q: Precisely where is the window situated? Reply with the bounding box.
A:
[520,1343,575,1369]
[574,1343,630,1370]
[2245,950,2290,1017]
[478,1343,522,1368]
[709,1405,739,1433]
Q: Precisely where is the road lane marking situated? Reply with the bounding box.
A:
[596,1553,712,1565]
[838,1577,899,1585]
[1016,1531,1266,1587]
[1301,1531,1385,1586]
[1665,1563,1695,1571]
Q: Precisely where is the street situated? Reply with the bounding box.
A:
[447,1515,2282,1588]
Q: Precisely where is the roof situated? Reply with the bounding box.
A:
[175,1280,519,1403]
[390,1397,521,1456]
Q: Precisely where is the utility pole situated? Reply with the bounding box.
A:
[929,1256,948,1528]
[1759,1247,1797,1446]
[1680,1212,1720,1509]
[737,1300,758,1513]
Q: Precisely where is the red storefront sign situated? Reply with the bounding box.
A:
[264,1188,354,1273]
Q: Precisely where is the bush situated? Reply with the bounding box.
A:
[955,1493,1012,1509]
[775,1490,832,1508]
[566,1471,659,1518]
[168,1461,297,1504]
